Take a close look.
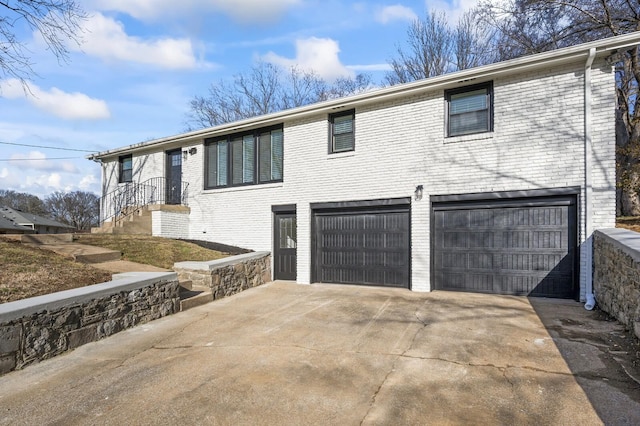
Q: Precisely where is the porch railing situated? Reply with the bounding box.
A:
[100,177,189,225]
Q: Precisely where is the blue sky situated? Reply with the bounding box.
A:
[0,0,478,198]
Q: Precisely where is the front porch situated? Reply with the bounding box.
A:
[93,177,190,235]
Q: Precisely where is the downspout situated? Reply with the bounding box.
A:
[584,47,596,310]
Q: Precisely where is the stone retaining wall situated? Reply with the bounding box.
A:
[0,272,179,376]
[174,252,271,300]
[593,228,640,340]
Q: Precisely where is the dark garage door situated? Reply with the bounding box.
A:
[313,201,410,288]
[432,195,577,298]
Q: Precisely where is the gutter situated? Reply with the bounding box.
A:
[584,47,596,311]
[87,32,640,161]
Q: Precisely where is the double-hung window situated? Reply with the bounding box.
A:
[119,154,132,183]
[446,82,493,137]
[205,126,283,189]
[329,109,355,153]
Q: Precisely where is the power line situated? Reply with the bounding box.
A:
[0,157,82,161]
[0,141,95,153]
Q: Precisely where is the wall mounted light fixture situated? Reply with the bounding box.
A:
[414,185,424,201]
[182,150,188,160]
[189,147,197,155]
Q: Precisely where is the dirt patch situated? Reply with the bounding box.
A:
[616,216,640,233]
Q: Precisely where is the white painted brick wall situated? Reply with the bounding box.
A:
[100,58,616,297]
[151,210,190,239]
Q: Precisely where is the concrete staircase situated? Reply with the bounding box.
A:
[91,207,152,235]
[11,233,123,263]
[178,280,213,311]
[7,231,212,312]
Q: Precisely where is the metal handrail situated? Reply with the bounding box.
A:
[99,177,189,225]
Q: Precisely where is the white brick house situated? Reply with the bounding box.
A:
[89,33,640,301]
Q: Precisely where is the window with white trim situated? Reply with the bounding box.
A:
[329,109,355,153]
[205,126,283,189]
[446,82,493,137]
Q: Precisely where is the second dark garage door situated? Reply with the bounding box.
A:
[312,199,410,288]
[432,193,577,298]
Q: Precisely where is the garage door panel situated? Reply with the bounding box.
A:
[314,208,410,288]
[433,197,576,298]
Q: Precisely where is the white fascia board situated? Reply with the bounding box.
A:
[87,32,640,161]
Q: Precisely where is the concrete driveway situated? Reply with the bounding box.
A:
[1,281,638,425]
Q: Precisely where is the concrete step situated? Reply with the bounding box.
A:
[90,226,115,234]
[75,250,122,263]
[26,243,122,264]
[179,285,213,311]
[179,280,193,291]
[112,220,152,235]
[20,233,74,244]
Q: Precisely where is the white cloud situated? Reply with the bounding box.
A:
[79,174,98,190]
[347,63,393,72]
[263,37,353,81]
[45,173,63,189]
[75,13,204,70]
[426,0,480,24]
[0,79,110,120]
[376,5,418,24]
[87,0,300,23]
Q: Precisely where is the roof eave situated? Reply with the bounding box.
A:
[87,32,640,161]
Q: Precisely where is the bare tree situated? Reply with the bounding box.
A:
[45,190,99,230]
[385,9,496,85]
[476,0,640,215]
[0,189,47,214]
[325,74,373,99]
[0,1,87,84]
[281,65,328,109]
[186,61,372,130]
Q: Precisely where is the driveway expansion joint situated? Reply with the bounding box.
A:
[359,304,431,425]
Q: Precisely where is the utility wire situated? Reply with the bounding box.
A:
[0,141,95,152]
[0,157,82,161]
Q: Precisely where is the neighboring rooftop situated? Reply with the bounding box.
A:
[0,215,33,233]
[0,207,74,231]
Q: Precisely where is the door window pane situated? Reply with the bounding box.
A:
[279,217,296,249]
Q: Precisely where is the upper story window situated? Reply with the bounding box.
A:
[446,82,493,137]
[329,109,355,153]
[205,125,283,189]
[119,154,132,183]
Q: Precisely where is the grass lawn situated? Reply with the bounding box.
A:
[0,239,113,304]
[74,234,228,270]
[1,235,228,304]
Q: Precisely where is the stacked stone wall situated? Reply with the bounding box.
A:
[0,274,179,376]
[593,229,640,340]
[174,252,271,300]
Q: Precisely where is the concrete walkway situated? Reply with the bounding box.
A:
[17,234,169,274]
[0,282,638,425]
